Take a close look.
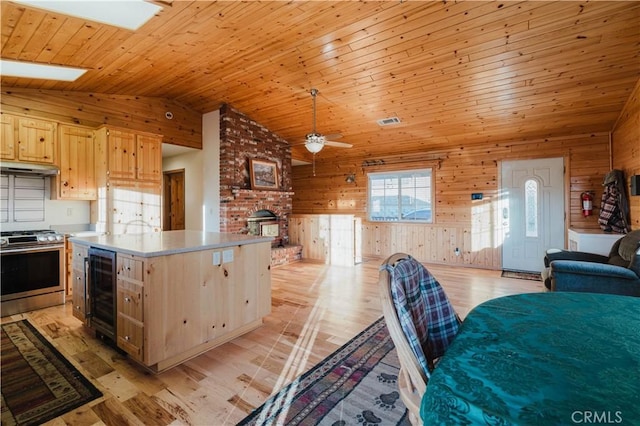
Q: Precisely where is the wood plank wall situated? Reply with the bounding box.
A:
[0,88,202,149]
[292,134,612,269]
[612,79,640,230]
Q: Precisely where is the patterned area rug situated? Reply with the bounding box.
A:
[239,318,410,426]
[501,270,542,281]
[1,320,102,426]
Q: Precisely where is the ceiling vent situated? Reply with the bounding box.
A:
[376,116,401,126]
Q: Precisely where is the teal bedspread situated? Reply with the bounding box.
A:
[421,292,640,425]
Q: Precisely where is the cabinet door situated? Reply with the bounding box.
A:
[136,134,162,181]
[117,315,144,362]
[72,267,87,321]
[107,129,137,179]
[71,244,89,322]
[0,114,16,160]
[58,125,96,200]
[17,118,57,164]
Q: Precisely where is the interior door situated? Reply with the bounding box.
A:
[163,169,185,230]
[501,158,564,273]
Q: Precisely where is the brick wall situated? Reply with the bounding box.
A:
[219,104,293,245]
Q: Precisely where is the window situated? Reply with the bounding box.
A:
[525,178,538,237]
[368,169,433,222]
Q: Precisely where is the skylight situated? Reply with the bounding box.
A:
[0,59,87,81]
[12,0,162,31]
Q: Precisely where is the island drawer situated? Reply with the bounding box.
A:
[72,244,89,269]
[117,314,144,362]
[117,281,143,321]
[116,254,144,283]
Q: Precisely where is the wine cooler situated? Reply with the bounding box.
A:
[88,247,116,341]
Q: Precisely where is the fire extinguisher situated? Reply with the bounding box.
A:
[581,191,594,217]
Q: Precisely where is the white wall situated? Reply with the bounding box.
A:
[163,150,203,230]
[202,109,220,232]
[161,108,220,232]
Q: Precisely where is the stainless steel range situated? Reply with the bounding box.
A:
[1,229,66,316]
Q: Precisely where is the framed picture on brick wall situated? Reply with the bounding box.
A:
[250,159,279,190]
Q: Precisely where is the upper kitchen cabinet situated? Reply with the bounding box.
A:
[17,117,57,164]
[96,127,162,182]
[136,134,162,181]
[1,114,16,160]
[55,125,97,200]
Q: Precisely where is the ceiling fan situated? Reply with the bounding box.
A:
[304,88,352,154]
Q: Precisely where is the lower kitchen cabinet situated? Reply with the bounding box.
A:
[116,254,145,362]
[70,234,271,372]
[70,244,89,322]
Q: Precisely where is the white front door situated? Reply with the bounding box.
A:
[501,158,564,272]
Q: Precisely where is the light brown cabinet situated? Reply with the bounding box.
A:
[17,117,57,164]
[135,134,162,181]
[93,126,162,235]
[55,125,97,200]
[143,242,272,371]
[96,127,162,182]
[1,114,57,164]
[71,237,272,372]
[116,254,145,362]
[71,243,89,322]
[0,113,16,160]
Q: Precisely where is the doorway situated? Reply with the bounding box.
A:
[501,158,564,273]
[163,169,185,230]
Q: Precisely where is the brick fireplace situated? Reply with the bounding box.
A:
[218,104,301,264]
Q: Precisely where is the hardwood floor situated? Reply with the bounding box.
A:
[1,259,543,425]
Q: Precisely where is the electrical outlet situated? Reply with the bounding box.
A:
[222,249,234,263]
[212,251,221,265]
[454,247,461,256]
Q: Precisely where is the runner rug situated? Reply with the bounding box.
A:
[238,317,411,425]
[1,320,102,426]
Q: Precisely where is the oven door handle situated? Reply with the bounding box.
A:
[84,256,92,319]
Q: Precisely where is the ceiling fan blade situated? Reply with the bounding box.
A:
[325,140,352,148]
[323,133,343,140]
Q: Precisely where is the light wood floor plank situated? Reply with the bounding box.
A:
[3,259,541,425]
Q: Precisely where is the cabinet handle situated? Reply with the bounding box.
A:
[63,181,69,187]
[39,137,45,142]
[124,297,131,302]
[125,335,130,341]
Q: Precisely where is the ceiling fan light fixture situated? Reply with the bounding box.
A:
[305,133,325,153]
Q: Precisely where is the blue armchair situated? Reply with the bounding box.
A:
[542,230,640,297]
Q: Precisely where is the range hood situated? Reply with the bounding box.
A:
[0,161,59,176]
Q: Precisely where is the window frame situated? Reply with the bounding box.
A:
[367,168,434,223]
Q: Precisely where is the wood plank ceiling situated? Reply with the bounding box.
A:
[1,1,639,162]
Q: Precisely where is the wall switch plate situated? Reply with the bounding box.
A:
[222,249,234,263]
[212,251,221,265]
[471,193,483,200]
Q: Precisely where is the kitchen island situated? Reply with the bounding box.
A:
[69,230,273,372]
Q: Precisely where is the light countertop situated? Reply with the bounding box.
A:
[69,230,273,257]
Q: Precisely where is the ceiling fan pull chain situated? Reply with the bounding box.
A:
[313,154,316,176]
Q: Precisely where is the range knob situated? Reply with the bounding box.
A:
[55,235,63,242]
[47,235,56,242]
[38,235,49,242]
[0,237,7,246]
